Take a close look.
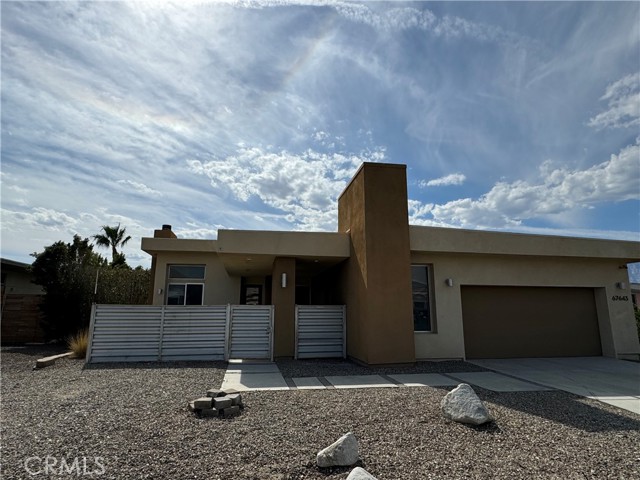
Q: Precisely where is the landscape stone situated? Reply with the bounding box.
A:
[199,408,219,417]
[213,396,233,409]
[227,393,243,406]
[206,389,224,398]
[317,432,359,468]
[187,401,200,413]
[347,467,378,480]
[193,397,213,409]
[222,405,240,417]
[441,383,494,425]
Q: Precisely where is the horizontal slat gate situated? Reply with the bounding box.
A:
[87,305,227,363]
[295,305,346,359]
[228,305,273,360]
[161,306,227,361]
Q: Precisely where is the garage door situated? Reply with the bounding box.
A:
[461,286,602,359]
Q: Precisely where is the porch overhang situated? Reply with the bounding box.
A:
[216,230,351,276]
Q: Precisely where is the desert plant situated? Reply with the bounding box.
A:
[67,329,89,359]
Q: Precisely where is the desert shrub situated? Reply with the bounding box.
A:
[67,329,89,358]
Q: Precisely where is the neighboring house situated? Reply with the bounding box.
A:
[1,258,45,344]
[142,163,640,364]
[631,283,640,308]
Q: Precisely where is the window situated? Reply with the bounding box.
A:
[168,265,205,279]
[167,264,205,305]
[412,265,434,332]
[167,284,204,305]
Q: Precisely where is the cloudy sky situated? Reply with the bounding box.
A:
[1,1,639,275]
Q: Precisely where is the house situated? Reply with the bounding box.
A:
[1,258,45,344]
[141,162,640,364]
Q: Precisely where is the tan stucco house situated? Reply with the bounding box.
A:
[142,163,640,364]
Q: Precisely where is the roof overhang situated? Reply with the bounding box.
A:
[141,230,351,277]
[410,226,640,262]
[216,230,350,276]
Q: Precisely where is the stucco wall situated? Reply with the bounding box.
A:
[150,251,240,306]
[411,252,640,360]
[338,163,416,365]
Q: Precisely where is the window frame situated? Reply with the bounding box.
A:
[166,282,205,305]
[166,264,206,306]
[411,264,436,333]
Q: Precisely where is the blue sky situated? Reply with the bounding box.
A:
[1,1,639,277]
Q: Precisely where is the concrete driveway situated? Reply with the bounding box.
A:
[469,357,640,415]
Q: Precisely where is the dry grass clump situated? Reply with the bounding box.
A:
[67,329,89,358]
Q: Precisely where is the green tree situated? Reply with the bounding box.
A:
[31,235,106,340]
[93,223,132,266]
[31,234,151,341]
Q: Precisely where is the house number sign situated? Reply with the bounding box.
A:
[611,295,629,301]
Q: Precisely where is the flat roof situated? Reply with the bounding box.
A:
[409,225,640,261]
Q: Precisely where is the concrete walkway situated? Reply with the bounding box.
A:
[220,357,640,415]
[220,363,552,393]
[469,357,640,415]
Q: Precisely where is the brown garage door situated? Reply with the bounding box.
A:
[462,286,602,359]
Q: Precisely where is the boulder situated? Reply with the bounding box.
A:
[317,432,359,468]
[441,383,493,425]
[347,467,378,479]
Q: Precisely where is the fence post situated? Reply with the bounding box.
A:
[294,305,299,360]
[85,303,98,365]
[342,304,347,359]
[158,304,166,361]
[224,304,231,361]
[270,305,275,362]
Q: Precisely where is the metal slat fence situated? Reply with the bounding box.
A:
[87,303,344,363]
[295,305,346,359]
[87,304,255,363]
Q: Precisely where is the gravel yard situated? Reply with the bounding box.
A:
[2,346,640,479]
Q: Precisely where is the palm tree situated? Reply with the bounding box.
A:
[93,224,132,263]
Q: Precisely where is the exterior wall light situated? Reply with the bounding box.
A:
[157,288,163,295]
[445,278,454,287]
[616,282,627,290]
[281,273,287,288]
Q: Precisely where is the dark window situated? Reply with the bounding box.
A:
[167,284,203,305]
[168,265,205,279]
[412,265,433,332]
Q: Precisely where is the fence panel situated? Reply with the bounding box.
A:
[88,305,162,362]
[295,305,346,359]
[161,306,227,360]
[87,304,227,363]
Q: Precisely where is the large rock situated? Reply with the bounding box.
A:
[347,467,378,479]
[441,383,494,425]
[317,432,359,467]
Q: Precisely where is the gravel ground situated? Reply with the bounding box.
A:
[2,346,640,479]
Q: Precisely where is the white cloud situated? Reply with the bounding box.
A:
[420,173,466,187]
[589,72,640,129]
[188,146,384,230]
[117,180,162,197]
[418,140,640,228]
[2,207,79,231]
